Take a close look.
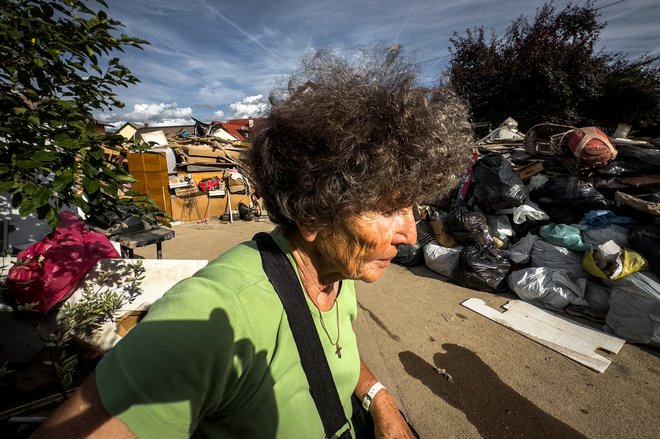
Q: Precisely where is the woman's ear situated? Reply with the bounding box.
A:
[297,224,318,243]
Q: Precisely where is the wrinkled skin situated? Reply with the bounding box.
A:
[301,206,417,285]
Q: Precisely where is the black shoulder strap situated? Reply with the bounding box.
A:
[253,232,350,439]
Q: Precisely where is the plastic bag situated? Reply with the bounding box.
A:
[445,207,493,246]
[471,155,528,212]
[487,214,514,241]
[507,267,588,309]
[539,224,589,251]
[530,176,612,223]
[512,199,549,224]
[6,211,120,313]
[596,144,660,177]
[583,240,648,280]
[628,224,660,276]
[584,281,611,314]
[451,245,510,292]
[604,272,660,344]
[503,233,539,264]
[393,224,434,267]
[530,240,588,281]
[579,210,634,228]
[424,242,463,277]
[576,223,630,248]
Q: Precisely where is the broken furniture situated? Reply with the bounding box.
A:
[116,227,175,259]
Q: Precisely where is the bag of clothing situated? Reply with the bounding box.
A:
[530,176,612,223]
[604,272,660,344]
[539,224,589,251]
[451,244,510,292]
[530,240,588,282]
[507,267,588,310]
[445,207,493,246]
[424,242,462,278]
[471,155,528,212]
[6,211,120,313]
[628,224,660,276]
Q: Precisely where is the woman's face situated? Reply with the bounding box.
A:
[312,206,417,283]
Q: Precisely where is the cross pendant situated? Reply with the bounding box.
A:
[335,344,342,359]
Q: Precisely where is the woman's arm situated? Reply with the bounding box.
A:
[354,358,416,439]
[31,372,136,439]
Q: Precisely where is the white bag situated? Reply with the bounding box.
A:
[424,242,462,278]
[512,199,550,224]
[508,267,588,309]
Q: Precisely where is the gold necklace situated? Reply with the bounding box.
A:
[318,300,342,358]
[296,264,342,358]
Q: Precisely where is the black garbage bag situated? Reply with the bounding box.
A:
[445,206,493,245]
[596,145,660,177]
[451,244,511,292]
[628,225,660,276]
[530,176,612,223]
[471,155,528,212]
[392,223,435,267]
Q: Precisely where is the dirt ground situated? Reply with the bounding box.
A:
[136,220,660,439]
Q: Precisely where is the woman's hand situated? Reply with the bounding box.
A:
[370,389,416,439]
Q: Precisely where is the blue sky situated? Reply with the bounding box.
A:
[95,0,660,128]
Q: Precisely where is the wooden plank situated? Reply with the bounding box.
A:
[461,298,625,373]
[620,173,660,188]
[514,161,544,181]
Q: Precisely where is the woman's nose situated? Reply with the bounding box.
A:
[392,208,417,246]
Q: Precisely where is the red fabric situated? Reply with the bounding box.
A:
[7,211,120,313]
[566,127,616,166]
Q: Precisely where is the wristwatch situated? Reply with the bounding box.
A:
[361,381,386,412]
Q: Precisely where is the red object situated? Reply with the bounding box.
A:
[197,176,221,192]
[6,211,120,313]
[566,127,617,167]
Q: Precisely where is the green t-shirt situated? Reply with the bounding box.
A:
[96,229,360,438]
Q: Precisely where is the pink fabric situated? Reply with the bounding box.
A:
[7,211,120,313]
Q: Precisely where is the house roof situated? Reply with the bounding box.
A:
[210,122,244,141]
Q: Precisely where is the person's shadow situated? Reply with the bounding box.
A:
[41,308,279,438]
[400,344,587,438]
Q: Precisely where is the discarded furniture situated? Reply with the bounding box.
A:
[116,227,175,259]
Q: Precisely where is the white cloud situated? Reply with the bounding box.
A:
[229,95,269,118]
[213,110,225,120]
[97,102,194,126]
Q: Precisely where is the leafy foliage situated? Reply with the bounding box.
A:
[447,1,660,134]
[0,0,164,228]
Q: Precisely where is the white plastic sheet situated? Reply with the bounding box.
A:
[508,267,588,309]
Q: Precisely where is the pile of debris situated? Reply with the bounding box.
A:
[398,118,660,346]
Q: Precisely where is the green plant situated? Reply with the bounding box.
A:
[0,0,164,228]
[44,259,145,391]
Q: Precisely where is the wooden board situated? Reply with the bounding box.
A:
[461,298,625,373]
[127,151,173,216]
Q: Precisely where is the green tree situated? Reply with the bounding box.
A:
[0,0,163,228]
[446,1,660,134]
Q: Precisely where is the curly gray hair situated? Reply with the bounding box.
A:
[245,46,473,235]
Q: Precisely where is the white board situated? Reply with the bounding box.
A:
[461,298,625,373]
[63,258,208,352]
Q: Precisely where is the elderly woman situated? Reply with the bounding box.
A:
[34,48,471,438]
